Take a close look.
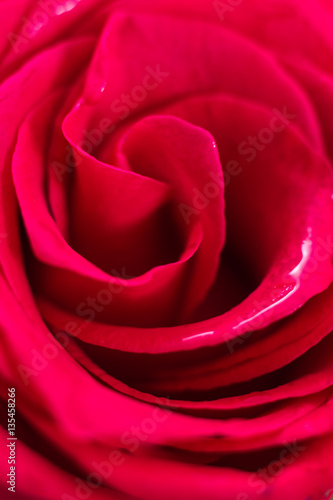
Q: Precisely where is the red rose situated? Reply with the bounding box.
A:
[1,1,333,499]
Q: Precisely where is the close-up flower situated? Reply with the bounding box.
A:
[1,1,333,499]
